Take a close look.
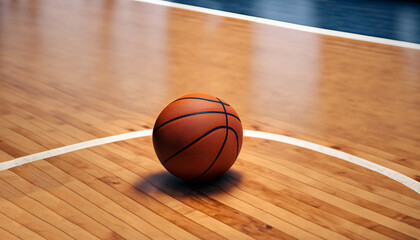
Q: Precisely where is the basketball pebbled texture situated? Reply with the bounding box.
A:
[152,93,243,182]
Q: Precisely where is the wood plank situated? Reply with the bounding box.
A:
[0,212,44,239]
[234,159,418,239]
[9,165,149,239]
[0,178,98,239]
[0,0,419,239]
[0,196,72,239]
[0,170,122,239]
[0,227,20,240]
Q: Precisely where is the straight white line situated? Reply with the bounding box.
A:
[133,0,420,50]
[0,129,418,194]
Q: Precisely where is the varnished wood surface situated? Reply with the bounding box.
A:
[0,0,419,239]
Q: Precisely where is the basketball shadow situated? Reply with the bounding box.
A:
[134,169,243,198]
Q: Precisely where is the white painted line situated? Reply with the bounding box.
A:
[133,0,420,50]
[244,130,420,194]
[0,129,418,194]
[0,130,153,171]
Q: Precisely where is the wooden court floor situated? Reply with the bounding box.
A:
[0,0,419,239]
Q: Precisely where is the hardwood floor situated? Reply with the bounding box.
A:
[0,0,419,239]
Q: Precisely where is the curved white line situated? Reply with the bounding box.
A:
[0,130,153,172]
[133,0,420,50]
[0,129,418,194]
[244,130,420,194]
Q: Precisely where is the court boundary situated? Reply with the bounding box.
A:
[0,129,418,194]
[133,0,420,50]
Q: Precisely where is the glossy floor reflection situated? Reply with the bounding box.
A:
[0,0,419,239]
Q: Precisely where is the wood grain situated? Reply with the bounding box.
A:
[0,0,419,239]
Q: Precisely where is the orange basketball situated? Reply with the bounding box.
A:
[152,93,243,182]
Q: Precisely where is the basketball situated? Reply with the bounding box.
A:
[152,93,243,182]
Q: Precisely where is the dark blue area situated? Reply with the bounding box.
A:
[166,0,420,44]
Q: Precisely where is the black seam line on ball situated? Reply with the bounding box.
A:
[228,128,239,159]
[163,125,229,164]
[188,98,229,181]
[173,97,230,106]
[154,111,241,132]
